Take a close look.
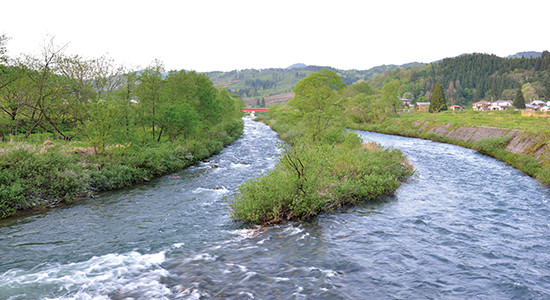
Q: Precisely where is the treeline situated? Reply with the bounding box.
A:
[0,36,244,218]
[370,52,550,106]
[0,41,242,147]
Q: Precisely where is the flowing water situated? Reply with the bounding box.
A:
[1,119,549,299]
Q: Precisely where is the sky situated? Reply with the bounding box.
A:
[1,0,549,72]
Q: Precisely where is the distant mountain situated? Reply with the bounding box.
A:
[507,51,542,59]
[286,63,307,69]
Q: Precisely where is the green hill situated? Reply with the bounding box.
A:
[204,63,423,107]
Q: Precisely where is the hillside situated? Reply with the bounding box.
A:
[204,63,423,107]
[369,51,550,107]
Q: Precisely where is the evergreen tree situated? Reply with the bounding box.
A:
[261,97,265,107]
[429,82,447,113]
[513,89,526,109]
[256,98,260,107]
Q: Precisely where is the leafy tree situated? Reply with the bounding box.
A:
[287,69,345,143]
[136,60,164,141]
[0,34,8,65]
[381,79,401,115]
[513,89,526,109]
[429,82,447,113]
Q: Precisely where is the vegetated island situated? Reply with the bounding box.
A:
[229,70,414,224]
[0,37,244,219]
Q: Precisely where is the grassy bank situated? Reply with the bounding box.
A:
[348,110,550,185]
[0,119,243,219]
[229,70,414,224]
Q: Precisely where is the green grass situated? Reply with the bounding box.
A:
[348,110,550,186]
[396,110,550,135]
[0,119,244,219]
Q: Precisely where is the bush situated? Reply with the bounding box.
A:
[0,148,90,218]
[230,138,413,224]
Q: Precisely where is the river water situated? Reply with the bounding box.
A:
[0,119,549,299]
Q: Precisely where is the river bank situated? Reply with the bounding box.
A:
[0,119,243,219]
[350,111,550,185]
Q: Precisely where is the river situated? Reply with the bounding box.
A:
[0,119,549,299]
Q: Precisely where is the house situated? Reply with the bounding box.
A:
[525,104,539,111]
[449,105,463,111]
[415,102,430,112]
[488,100,513,111]
[472,101,489,111]
[531,100,547,108]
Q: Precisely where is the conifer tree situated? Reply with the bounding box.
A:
[429,82,447,113]
[513,89,526,109]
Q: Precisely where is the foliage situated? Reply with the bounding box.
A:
[429,82,447,113]
[0,147,90,218]
[0,39,245,218]
[287,69,345,143]
[341,80,403,125]
[513,89,526,109]
[229,70,413,224]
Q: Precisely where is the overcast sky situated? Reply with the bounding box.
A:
[2,0,549,72]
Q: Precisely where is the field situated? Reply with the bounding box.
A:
[396,110,550,135]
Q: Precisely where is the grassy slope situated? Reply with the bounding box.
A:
[349,110,550,185]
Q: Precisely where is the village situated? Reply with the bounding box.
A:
[399,98,550,112]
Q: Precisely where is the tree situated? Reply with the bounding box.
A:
[521,83,538,102]
[381,79,401,115]
[19,38,72,139]
[136,60,164,141]
[429,82,447,113]
[287,69,345,143]
[261,97,265,107]
[0,34,8,64]
[513,89,525,109]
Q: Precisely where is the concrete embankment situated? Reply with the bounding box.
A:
[414,121,550,162]
[357,119,550,185]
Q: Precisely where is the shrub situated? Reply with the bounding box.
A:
[230,138,413,224]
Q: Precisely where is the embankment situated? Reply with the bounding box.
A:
[354,118,550,185]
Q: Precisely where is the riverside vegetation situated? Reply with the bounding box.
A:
[229,70,413,224]
[0,37,244,218]
[350,110,550,185]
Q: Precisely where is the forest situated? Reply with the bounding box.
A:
[0,36,244,218]
[369,52,550,106]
